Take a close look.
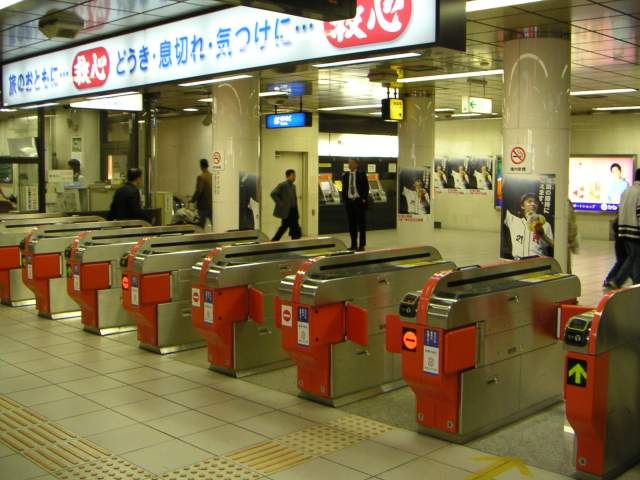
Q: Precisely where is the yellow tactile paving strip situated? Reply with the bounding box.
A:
[227,441,310,475]
[276,424,363,456]
[327,413,394,438]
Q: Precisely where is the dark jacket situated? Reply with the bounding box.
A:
[341,170,370,204]
[191,170,213,211]
[271,180,297,219]
[108,182,150,222]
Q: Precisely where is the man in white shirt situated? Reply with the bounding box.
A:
[504,193,553,258]
[474,165,492,190]
[452,165,469,190]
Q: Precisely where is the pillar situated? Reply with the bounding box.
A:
[397,89,435,237]
[502,35,571,270]
[211,77,260,232]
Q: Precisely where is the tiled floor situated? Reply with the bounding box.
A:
[0,228,636,480]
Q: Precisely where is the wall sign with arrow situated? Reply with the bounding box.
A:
[567,358,588,387]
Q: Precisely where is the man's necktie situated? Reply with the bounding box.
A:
[350,172,356,196]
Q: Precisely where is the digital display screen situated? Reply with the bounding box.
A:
[569,156,636,212]
[265,112,312,129]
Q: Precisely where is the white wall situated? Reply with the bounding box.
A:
[156,115,213,201]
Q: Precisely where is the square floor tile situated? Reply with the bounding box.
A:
[14,357,73,373]
[426,444,493,473]
[175,369,229,386]
[372,428,448,456]
[0,442,14,457]
[36,365,96,383]
[20,334,73,348]
[59,350,117,365]
[0,454,49,480]
[83,358,140,374]
[270,458,369,480]
[323,440,417,476]
[121,439,211,474]
[108,367,170,384]
[164,386,233,409]
[282,402,348,424]
[0,374,49,393]
[245,389,305,409]
[57,409,136,436]
[85,385,156,408]
[618,464,640,480]
[236,411,315,438]
[59,375,124,395]
[113,397,187,422]
[0,348,51,364]
[0,341,31,355]
[197,398,273,423]
[182,424,268,455]
[7,384,76,407]
[0,364,26,380]
[377,457,469,480]
[43,342,93,356]
[146,410,225,437]
[151,360,204,376]
[134,376,200,395]
[31,395,103,421]
[213,379,274,397]
[87,423,172,455]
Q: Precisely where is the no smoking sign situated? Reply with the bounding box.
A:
[507,145,531,174]
[211,151,225,171]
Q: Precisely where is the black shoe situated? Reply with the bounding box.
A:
[604,281,618,290]
[348,245,357,251]
[357,246,365,252]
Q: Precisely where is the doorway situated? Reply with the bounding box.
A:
[264,151,307,237]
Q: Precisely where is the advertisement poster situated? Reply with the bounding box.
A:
[399,167,431,221]
[569,155,636,212]
[239,172,259,230]
[434,157,494,194]
[494,155,504,208]
[500,174,556,260]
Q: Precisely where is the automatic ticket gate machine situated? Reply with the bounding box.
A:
[564,286,640,480]
[192,237,347,376]
[0,216,103,306]
[276,246,455,406]
[386,257,581,442]
[124,230,268,354]
[22,220,148,319]
[66,225,197,335]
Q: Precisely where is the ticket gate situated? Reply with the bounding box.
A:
[276,246,455,406]
[124,230,268,354]
[192,237,347,377]
[564,285,640,480]
[22,220,148,319]
[67,225,197,335]
[385,257,581,442]
[0,216,103,306]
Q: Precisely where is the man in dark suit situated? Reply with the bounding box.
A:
[342,159,369,251]
[191,158,213,229]
[108,168,151,223]
[271,169,301,241]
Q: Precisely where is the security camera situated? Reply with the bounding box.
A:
[39,9,84,39]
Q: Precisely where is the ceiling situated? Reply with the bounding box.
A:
[3,0,640,118]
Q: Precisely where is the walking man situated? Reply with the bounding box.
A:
[342,159,369,251]
[108,168,151,223]
[271,169,301,241]
[191,158,213,229]
[613,168,640,285]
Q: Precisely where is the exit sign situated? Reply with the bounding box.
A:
[462,96,492,114]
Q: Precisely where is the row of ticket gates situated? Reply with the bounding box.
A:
[0,213,638,479]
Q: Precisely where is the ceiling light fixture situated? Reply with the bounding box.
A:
[368,112,383,116]
[0,1,23,9]
[21,102,59,110]
[178,74,252,87]
[259,91,289,98]
[593,106,640,111]
[435,108,456,112]
[312,52,421,68]
[197,98,213,103]
[87,91,138,100]
[451,113,482,118]
[0,108,16,112]
[318,104,381,111]
[183,108,199,112]
[466,0,544,13]
[571,88,637,96]
[398,69,503,84]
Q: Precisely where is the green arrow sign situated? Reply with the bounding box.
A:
[567,358,588,387]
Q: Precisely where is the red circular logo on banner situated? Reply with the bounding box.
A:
[324,0,412,48]
[511,147,527,165]
[72,47,110,90]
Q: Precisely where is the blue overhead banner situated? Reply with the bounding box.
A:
[265,112,312,129]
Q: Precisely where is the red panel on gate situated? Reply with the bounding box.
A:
[385,314,403,354]
[67,262,110,330]
[248,287,264,325]
[0,244,20,302]
[0,270,10,302]
[277,301,345,398]
[346,303,368,347]
[32,254,61,279]
[443,326,476,375]
[122,272,171,347]
[23,253,61,314]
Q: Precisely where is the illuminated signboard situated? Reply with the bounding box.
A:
[2,0,466,106]
[218,0,357,21]
[382,98,404,121]
[265,112,312,129]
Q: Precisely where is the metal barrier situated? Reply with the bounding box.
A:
[192,237,347,376]
[564,285,640,479]
[385,257,581,442]
[276,245,455,406]
[123,230,268,354]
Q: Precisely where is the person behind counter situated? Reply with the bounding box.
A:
[67,159,86,187]
[107,168,151,223]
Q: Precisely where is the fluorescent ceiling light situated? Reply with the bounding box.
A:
[399,69,503,84]
[318,104,381,111]
[70,93,142,112]
[312,52,421,68]
[571,88,637,96]
[178,74,252,87]
[435,108,455,112]
[451,113,482,118]
[0,1,22,9]
[183,108,199,112]
[197,98,213,103]
[593,106,640,111]
[466,0,544,12]
[368,112,383,116]
[259,91,289,98]
[22,102,58,109]
[87,91,138,100]
[0,108,16,112]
